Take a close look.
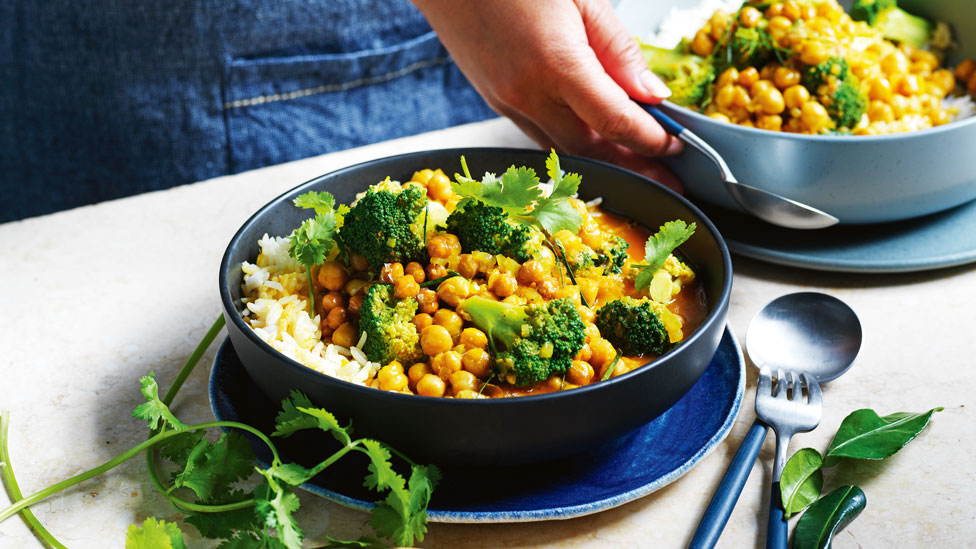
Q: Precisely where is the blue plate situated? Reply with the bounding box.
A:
[209,328,744,523]
[696,199,976,273]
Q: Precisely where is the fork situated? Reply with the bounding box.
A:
[756,368,823,549]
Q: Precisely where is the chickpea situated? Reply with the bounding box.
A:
[756,87,786,115]
[579,222,604,250]
[416,374,446,397]
[867,77,894,102]
[567,361,595,386]
[380,262,404,284]
[714,84,736,110]
[800,101,831,133]
[589,338,616,368]
[517,259,547,285]
[427,234,461,259]
[749,79,775,98]
[584,323,601,342]
[782,1,801,21]
[459,327,488,349]
[574,343,593,362]
[332,322,357,347]
[737,66,760,88]
[325,307,347,330]
[393,274,420,299]
[349,253,370,272]
[450,370,479,395]
[716,67,739,88]
[320,291,346,313]
[757,114,783,132]
[773,66,801,89]
[868,100,895,123]
[954,59,976,84]
[536,246,556,272]
[404,261,426,284]
[420,325,453,356]
[426,171,452,202]
[731,85,751,109]
[317,261,348,291]
[739,6,762,28]
[767,15,792,40]
[799,41,830,66]
[431,351,463,378]
[433,309,464,338]
[347,293,364,315]
[411,168,434,186]
[783,84,810,110]
[462,348,492,378]
[691,29,715,57]
[457,254,479,279]
[767,2,784,18]
[377,362,408,392]
[490,272,518,297]
[426,262,448,280]
[416,288,439,314]
[537,277,560,300]
[436,276,470,308]
[413,312,433,331]
[408,362,432,389]
[577,304,596,324]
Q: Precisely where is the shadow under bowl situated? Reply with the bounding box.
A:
[218,148,733,466]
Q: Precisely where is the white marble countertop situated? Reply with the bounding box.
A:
[1,118,973,548]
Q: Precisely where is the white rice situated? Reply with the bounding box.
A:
[240,234,381,386]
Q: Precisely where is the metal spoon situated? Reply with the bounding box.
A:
[639,104,840,230]
[689,292,861,549]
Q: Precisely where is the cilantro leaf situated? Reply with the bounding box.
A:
[270,461,319,487]
[254,476,303,549]
[293,191,336,215]
[295,406,351,444]
[171,432,255,502]
[125,517,187,549]
[132,374,186,431]
[359,439,438,546]
[289,212,339,267]
[157,430,205,464]
[321,535,388,548]
[184,489,256,539]
[272,391,319,437]
[632,220,696,291]
[544,148,582,202]
[216,530,287,549]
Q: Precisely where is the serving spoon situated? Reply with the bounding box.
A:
[639,103,840,230]
[689,292,862,548]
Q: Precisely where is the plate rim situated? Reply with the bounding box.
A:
[208,327,745,523]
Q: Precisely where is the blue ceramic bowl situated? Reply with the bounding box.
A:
[219,148,733,466]
[617,0,976,224]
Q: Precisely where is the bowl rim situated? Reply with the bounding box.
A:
[218,146,734,407]
[661,98,976,142]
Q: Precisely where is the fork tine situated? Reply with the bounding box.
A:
[804,373,823,409]
[757,367,772,395]
[774,369,788,397]
[789,371,803,401]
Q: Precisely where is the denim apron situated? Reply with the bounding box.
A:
[0,1,496,222]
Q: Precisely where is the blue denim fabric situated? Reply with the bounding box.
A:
[0,1,496,222]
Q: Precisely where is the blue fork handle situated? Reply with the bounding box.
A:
[689,420,768,549]
[767,481,788,548]
[639,102,686,136]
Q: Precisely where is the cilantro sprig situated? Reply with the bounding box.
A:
[288,190,347,316]
[632,220,697,292]
[0,315,438,549]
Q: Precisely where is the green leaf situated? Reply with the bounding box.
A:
[321,535,388,548]
[132,374,187,431]
[632,220,696,291]
[184,490,256,539]
[543,148,581,202]
[171,432,255,502]
[271,462,319,487]
[484,166,543,217]
[780,448,824,518]
[272,391,319,437]
[293,191,336,215]
[361,440,405,494]
[532,199,583,236]
[289,212,339,267]
[792,485,866,549]
[125,517,187,549]
[823,408,942,466]
[216,530,287,549]
[254,476,303,549]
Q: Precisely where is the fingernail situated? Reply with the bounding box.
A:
[640,70,672,99]
[665,136,683,155]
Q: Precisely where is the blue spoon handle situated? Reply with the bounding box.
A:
[689,420,768,549]
[639,102,686,136]
[767,481,788,548]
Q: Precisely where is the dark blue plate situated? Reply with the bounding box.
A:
[209,328,744,522]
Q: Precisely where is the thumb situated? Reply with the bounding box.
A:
[578,0,672,103]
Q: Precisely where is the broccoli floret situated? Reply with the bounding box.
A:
[338,180,429,271]
[803,58,868,130]
[591,235,629,275]
[851,0,933,48]
[445,199,544,262]
[358,283,424,365]
[594,298,671,357]
[458,296,586,387]
[723,25,776,72]
[639,41,716,107]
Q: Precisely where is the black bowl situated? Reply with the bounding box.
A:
[219,148,733,466]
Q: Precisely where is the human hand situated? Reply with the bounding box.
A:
[412,0,683,191]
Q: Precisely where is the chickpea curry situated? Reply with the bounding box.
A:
[641,0,976,135]
[241,152,705,399]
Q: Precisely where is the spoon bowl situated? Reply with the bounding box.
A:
[745,292,863,382]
